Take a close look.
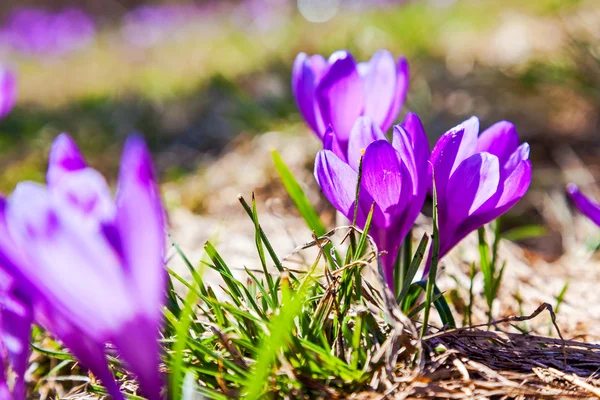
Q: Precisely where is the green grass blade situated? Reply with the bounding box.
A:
[170,285,200,400]
[243,275,311,399]
[250,192,277,305]
[397,232,429,305]
[422,172,441,337]
[411,281,456,328]
[352,155,364,226]
[355,203,375,258]
[238,195,285,273]
[272,149,326,236]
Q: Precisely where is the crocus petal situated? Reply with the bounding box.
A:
[400,112,429,170]
[494,159,531,210]
[5,182,132,339]
[361,140,410,228]
[430,116,479,196]
[392,125,418,194]
[567,184,600,227]
[347,116,386,171]
[50,168,116,228]
[392,123,429,240]
[503,142,530,176]
[0,291,31,400]
[54,323,125,400]
[440,152,500,255]
[316,51,364,148]
[0,68,16,120]
[476,121,519,166]
[314,150,360,222]
[47,133,87,187]
[112,318,163,400]
[361,50,398,130]
[115,136,166,322]
[322,126,346,162]
[382,57,409,132]
[292,53,326,135]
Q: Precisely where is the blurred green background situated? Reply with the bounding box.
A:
[1,0,599,257]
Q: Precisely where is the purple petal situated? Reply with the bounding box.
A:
[347,116,386,171]
[400,112,430,170]
[5,182,131,340]
[47,133,87,187]
[430,116,479,197]
[0,68,16,120]
[361,140,410,228]
[503,142,530,176]
[451,159,531,254]
[322,126,346,162]
[116,136,166,323]
[369,226,399,290]
[391,123,429,240]
[568,184,600,227]
[439,152,500,256]
[50,168,116,228]
[314,150,360,222]
[0,290,32,399]
[392,125,418,195]
[494,159,531,211]
[316,51,364,148]
[52,323,125,400]
[292,53,326,136]
[112,317,163,400]
[382,57,409,132]
[360,50,398,130]
[476,121,520,166]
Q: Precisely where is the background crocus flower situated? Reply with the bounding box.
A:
[315,114,429,288]
[0,8,95,57]
[0,67,16,121]
[293,49,409,157]
[567,184,600,226]
[429,118,531,273]
[0,134,166,400]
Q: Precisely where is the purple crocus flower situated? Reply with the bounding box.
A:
[567,184,600,226]
[0,134,166,400]
[0,67,16,120]
[315,113,429,288]
[1,8,95,57]
[429,118,531,272]
[293,50,409,159]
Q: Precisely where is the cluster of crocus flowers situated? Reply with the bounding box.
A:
[0,67,16,120]
[567,184,600,227]
[298,50,532,286]
[293,49,409,159]
[315,114,429,288]
[0,134,166,400]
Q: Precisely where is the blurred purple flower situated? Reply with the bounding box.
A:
[0,274,33,400]
[429,118,531,272]
[293,50,409,159]
[121,4,203,48]
[315,114,429,288]
[567,184,600,226]
[0,68,16,120]
[1,8,95,57]
[0,134,166,400]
